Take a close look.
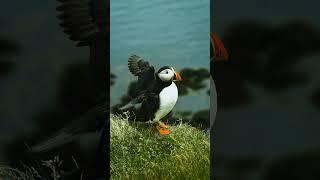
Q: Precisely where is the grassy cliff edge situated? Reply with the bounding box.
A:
[110,114,210,179]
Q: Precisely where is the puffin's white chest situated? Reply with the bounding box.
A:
[153,82,178,121]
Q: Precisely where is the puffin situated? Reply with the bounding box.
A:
[120,55,182,135]
[28,0,109,179]
[209,32,228,133]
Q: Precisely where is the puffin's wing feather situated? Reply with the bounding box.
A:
[119,93,147,110]
[128,55,156,92]
[56,0,103,45]
[128,55,154,76]
[119,92,158,111]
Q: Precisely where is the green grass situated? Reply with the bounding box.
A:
[110,114,210,180]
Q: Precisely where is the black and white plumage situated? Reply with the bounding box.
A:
[121,55,182,123]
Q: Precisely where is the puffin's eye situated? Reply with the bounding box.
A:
[166,71,168,74]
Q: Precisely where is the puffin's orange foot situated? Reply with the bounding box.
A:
[158,128,171,135]
[155,122,171,135]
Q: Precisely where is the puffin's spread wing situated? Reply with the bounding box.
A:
[56,0,107,47]
[128,55,154,76]
[119,55,157,118]
[128,55,155,92]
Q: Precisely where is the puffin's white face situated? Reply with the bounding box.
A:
[158,68,175,82]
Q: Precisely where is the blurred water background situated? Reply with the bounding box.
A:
[110,0,210,112]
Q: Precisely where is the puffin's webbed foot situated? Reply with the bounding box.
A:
[155,121,171,135]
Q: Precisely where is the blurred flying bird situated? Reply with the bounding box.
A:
[30,0,109,179]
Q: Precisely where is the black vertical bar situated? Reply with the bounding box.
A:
[91,0,110,179]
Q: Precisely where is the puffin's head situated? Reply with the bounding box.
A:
[157,66,182,82]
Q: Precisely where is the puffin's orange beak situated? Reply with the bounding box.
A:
[174,71,182,81]
[210,32,229,62]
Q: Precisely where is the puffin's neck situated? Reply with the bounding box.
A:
[154,76,173,93]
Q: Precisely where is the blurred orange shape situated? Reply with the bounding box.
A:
[210,32,229,62]
[159,128,171,135]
